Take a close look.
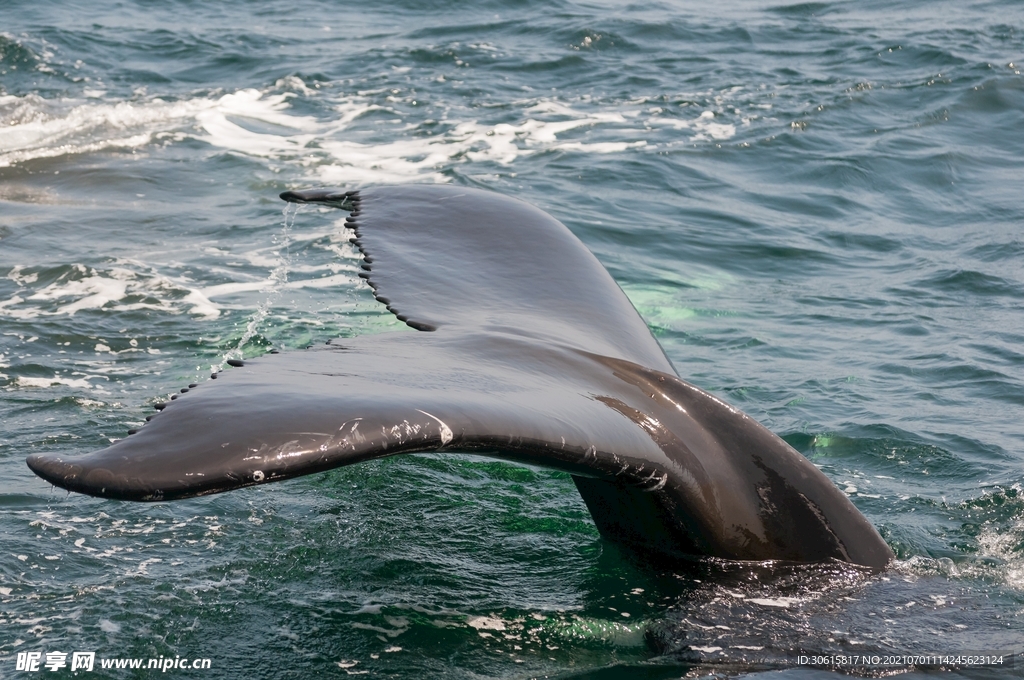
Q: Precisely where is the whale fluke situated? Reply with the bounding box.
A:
[27,185,893,570]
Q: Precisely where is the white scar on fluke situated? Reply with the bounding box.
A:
[416,410,454,446]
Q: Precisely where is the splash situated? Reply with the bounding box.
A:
[227,202,301,362]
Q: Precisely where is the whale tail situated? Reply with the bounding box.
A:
[27,185,893,570]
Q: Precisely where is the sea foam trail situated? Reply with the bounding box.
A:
[0,83,744,180]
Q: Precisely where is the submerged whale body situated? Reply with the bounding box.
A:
[27,185,893,570]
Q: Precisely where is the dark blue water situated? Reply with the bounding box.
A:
[1,1,1022,677]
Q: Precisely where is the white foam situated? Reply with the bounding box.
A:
[28,267,130,316]
[1,81,754,186]
[977,518,1024,590]
[8,267,38,286]
[0,93,208,167]
[1,262,221,321]
[315,108,651,185]
[646,109,737,141]
[17,375,100,390]
[0,244,361,324]
[690,111,737,141]
[195,89,318,157]
[467,616,506,631]
[746,596,803,608]
[0,84,330,168]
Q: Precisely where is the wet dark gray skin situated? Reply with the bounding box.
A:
[27,185,893,570]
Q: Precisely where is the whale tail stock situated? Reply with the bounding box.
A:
[27,185,893,570]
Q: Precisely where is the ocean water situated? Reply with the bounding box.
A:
[1,0,1022,677]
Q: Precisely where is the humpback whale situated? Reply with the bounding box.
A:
[27,185,893,570]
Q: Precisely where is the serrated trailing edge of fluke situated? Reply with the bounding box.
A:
[281,188,437,332]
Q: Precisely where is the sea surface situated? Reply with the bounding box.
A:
[1,0,1022,677]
